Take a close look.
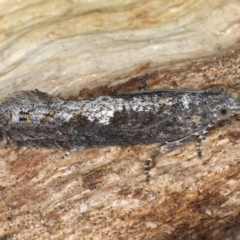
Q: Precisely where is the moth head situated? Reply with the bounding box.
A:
[208,89,240,121]
[216,106,232,120]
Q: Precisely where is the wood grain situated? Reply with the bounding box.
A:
[1,0,240,239]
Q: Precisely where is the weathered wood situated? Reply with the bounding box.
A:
[0,50,240,239]
[1,1,240,239]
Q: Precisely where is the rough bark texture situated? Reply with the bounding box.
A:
[1,0,240,239]
[1,49,240,239]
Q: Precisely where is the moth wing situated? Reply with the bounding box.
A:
[0,90,61,110]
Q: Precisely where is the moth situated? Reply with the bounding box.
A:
[0,88,239,180]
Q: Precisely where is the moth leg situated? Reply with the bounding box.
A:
[139,79,147,91]
[196,137,203,157]
[195,124,213,157]
[144,144,169,180]
[61,151,70,159]
[145,135,197,181]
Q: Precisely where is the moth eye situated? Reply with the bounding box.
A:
[216,106,231,120]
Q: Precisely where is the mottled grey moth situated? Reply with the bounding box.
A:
[0,88,239,180]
